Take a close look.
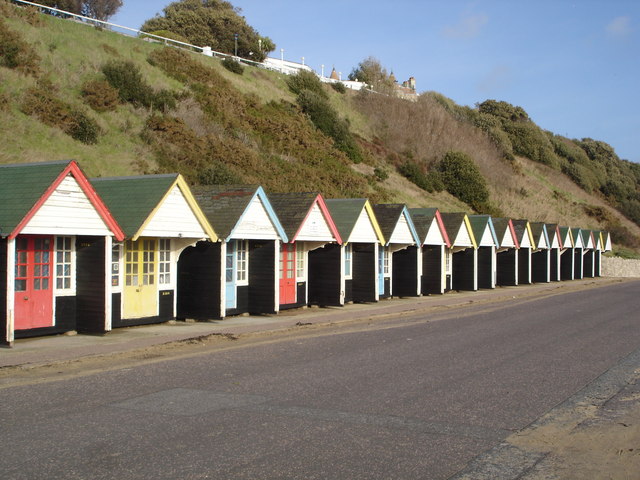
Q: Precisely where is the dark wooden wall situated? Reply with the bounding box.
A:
[452,249,475,291]
[518,248,531,285]
[0,238,8,346]
[477,247,494,289]
[177,241,221,320]
[574,248,583,279]
[308,244,342,306]
[560,250,574,280]
[549,249,560,281]
[532,250,549,283]
[75,236,106,333]
[248,240,276,314]
[497,249,517,286]
[352,243,376,302]
[421,245,442,295]
[393,246,418,297]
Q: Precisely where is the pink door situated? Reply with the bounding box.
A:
[279,244,296,305]
[14,235,54,330]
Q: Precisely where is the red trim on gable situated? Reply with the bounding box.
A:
[291,194,343,244]
[9,161,125,241]
[435,210,451,248]
[507,219,520,249]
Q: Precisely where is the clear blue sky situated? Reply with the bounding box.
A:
[112,1,639,163]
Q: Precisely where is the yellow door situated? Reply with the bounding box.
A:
[123,238,157,318]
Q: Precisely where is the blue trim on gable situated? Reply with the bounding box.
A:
[228,186,289,242]
[402,206,421,246]
[487,217,500,247]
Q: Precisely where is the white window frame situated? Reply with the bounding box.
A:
[445,249,452,274]
[158,238,171,285]
[111,242,122,292]
[236,240,249,286]
[344,244,353,279]
[296,243,305,281]
[55,236,75,295]
[383,246,390,276]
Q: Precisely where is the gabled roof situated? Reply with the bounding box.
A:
[372,204,420,246]
[580,229,595,249]
[529,222,550,249]
[512,220,535,247]
[92,174,216,241]
[491,218,520,249]
[325,198,385,244]
[440,212,477,248]
[571,227,584,248]
[545,223,561,248]
[559,226,574,248]
[468,215,499,247]
[268,192,341,243]
[408,208,451,247]
[192,185,286,242]
[603,231,612,251]
[0,160,124,241]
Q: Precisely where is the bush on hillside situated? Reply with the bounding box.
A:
[286,70,327,99]
[0,19,40,76]
[21,85,100,144]
[221,57,244,75]
[502,122,558,167]
[397,160,443,193]
[81,79,119,112]
[438,151,490,209]
[331,82,347,94]
[296,89,362,163]
[0,92,9,112]
[102,60,176,112]
[477,99,530,122]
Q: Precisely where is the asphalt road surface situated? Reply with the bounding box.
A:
[2,281,640,479]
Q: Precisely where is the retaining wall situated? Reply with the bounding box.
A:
[601,256,640,277]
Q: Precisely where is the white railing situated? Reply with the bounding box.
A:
[9,0,370,89]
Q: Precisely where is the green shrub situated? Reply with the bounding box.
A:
[438,151,489,209]
[398,160,443,192]
[21,85,100,144]
[198,162,243,185]
[477,99,530,122]
[296,89,362,162]
[0,91,9,112]
[221,57,244,75]
[561,162,599,192]
[102,60,154,107]
[151,88,177,113]
[0,19,40,76]
[287,70,327,99]
[331,82,347,94]
[373,167,388,181]
[81,79,120,112]
[502,122,558,167]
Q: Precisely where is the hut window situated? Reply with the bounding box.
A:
[112,243,121,287]
[55,236,73,290]
[236,240,248,285]
[383,246,390,276]
[142,239,155,285]
[296,245,305,279]
[445,250,452,274]
[158,239,171,284]
[125,239,156,287]
[14,237,28,292]
[344,244,352,279]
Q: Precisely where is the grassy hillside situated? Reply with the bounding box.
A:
[1,2,639,254]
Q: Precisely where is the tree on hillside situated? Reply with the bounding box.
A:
[348,57,396,95]
[38,0,122,21]
[140,0,274,61]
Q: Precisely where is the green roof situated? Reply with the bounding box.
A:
[0,161,69,236]
[325,198,368,241]
[91,174,178,238]
[408,208,439,243]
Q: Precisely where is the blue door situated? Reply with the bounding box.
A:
[378,248,385,296]
[225,241,236,309]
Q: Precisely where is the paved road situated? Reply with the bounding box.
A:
[1,281,640,479]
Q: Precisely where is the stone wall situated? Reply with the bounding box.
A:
[601,256,640,277]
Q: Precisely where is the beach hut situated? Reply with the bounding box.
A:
[593,231,604,277]
[530,222,551,283]
[325,199,385,303]
[409,208,450,295]
[268,192,342,308]
[571,227,585,279]
[92,174,216,327]
[373,204,421,298]
[468,215,499,289]
[581,230,596,278]
[492,218,520,287]
[602,231,612,253]
[187,185,287,318]
[440,213,478,291]
[512,220,535,285]
[0,161,124,347]
[559,226,575,280]
[545,224,562,281]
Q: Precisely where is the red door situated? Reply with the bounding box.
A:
[279,244,296,305]
[14,235,54,330]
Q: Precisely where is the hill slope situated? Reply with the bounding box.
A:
[1,2,639,254]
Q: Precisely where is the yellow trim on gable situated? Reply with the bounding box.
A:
[132,175,218,242]
[364,200,387,245]
[525,222,535,248]
[462,215,478,249]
